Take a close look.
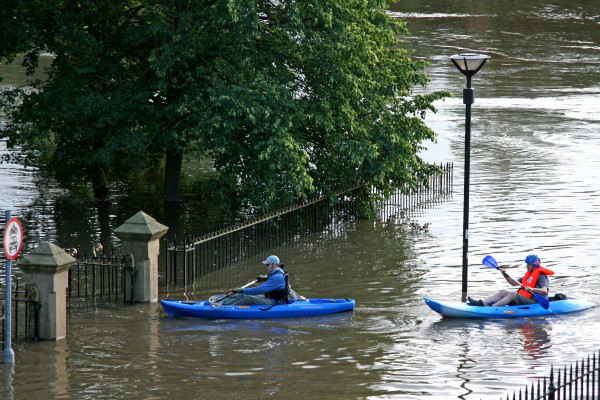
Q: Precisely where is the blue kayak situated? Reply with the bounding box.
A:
[424,297,595,319]
[161,298,355,319]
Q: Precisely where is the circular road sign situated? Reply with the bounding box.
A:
[3,217,23,260]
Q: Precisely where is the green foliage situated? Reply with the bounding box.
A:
[0,0,30,71]
[2,0,158,184]
[1,0,450,214]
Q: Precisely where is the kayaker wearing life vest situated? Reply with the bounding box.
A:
[221,255,290,306]
[468,254,553,307]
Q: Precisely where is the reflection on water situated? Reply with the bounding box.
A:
[514,321,552,361]
[2,1,600,399]
[0,365,14,400]
[159,312,354,335]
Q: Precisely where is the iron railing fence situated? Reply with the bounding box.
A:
[2,247,134,348]
[505,351,599,400]
[0,280,41,348]
[66,245,136,303]
[376,162,454,221]
[164,185,364,287]
[165,164,453,287]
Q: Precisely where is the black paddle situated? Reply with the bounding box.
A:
[210,279,258,306]
[481,255,550,310]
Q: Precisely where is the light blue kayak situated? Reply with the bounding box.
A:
[161,298,355,319]
[424,297,595,319]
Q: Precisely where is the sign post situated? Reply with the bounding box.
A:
[3,211,23,365]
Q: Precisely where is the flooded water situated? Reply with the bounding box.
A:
[2,1,600,399]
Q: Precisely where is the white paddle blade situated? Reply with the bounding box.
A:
[482,255,498,269]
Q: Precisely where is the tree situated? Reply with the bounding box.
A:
[0,0,29,67]
[1,0,450,213]
[1,1,158,199]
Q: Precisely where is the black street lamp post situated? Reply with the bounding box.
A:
[449,53,489,302]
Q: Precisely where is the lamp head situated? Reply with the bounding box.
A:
[449,53,490,77]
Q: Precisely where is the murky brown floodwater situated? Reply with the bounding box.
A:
[2,1,600,399]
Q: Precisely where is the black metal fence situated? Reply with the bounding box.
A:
[507,351,599,399]
[66,245,137,303]
[1,280,41,348]
[164,185,363,287]
[377,162,454,211]
[2,246,135,348]
[165,164,453,287]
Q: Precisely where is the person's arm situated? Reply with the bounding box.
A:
[526,274,549,296]
[526,286,548,296]
[499,269,521,286]
[243,273,285,295]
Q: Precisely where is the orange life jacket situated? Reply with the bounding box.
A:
[517,266,554,298]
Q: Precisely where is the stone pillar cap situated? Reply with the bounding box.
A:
[20,242,77,274]
[114,211,169,241]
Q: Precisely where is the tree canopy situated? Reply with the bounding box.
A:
[1,0,450,214]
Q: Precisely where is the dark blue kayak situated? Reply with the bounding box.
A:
[161,298,355,319]
[424,297,595,319]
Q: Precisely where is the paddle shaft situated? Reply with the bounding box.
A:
[497,268,550,308]
[213,279,258,303]
[481,255,549,309]
[500,269,542,295]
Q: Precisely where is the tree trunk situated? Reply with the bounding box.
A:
[90,165,110,201]
[163,200,181,238]
[164,149,183,203]
[95,195,112,247]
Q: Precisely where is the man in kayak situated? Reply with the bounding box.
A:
[221,255,290,306]
[468,254,553,307]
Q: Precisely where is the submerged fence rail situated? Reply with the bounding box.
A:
[164,185,362,287]
[66,246,137,303]
[1,280,41,348]
[165,163,453,287]
[506,351,599,400]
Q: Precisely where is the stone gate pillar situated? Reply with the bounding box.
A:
[19,242,76,340]
[114,211,168,303]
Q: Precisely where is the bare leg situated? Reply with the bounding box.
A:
[484,289,516,306]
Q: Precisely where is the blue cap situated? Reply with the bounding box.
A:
[262,255,280,264]
[525,254,540,265]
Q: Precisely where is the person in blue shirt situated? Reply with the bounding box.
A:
[221,255,289,306]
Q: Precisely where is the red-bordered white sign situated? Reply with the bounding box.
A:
[3,217,23,260]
